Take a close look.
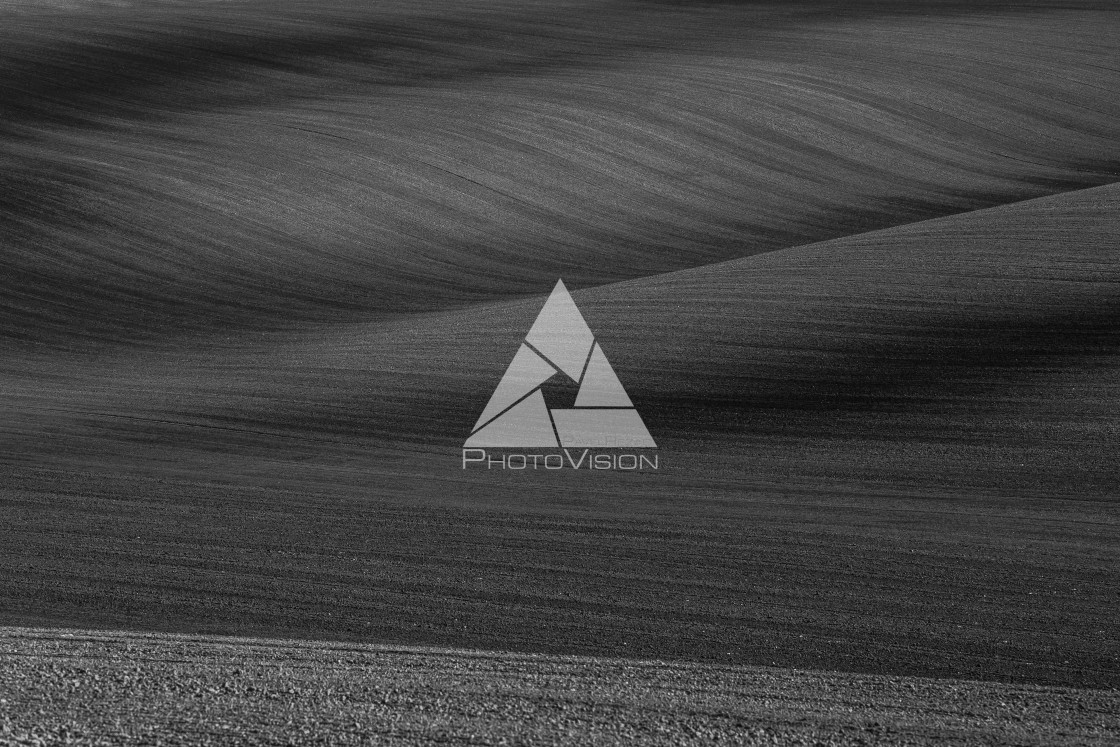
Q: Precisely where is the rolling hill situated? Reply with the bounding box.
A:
[0,2,1117,740]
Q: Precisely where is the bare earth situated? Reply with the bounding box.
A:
[1,627,1117,746]
[3,0,1120,743]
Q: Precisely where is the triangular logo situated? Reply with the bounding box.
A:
[466,280,656,448]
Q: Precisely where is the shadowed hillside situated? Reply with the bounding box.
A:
[2,184,1118,687]
[0,0,1118,694]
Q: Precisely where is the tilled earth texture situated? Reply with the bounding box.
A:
[2,628,1118,746]
[2,0,1120,744]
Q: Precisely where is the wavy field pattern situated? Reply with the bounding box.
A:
[1,0,1118,736]
[2,1,1118,343]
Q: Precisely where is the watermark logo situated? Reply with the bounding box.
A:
[463,280,657,469]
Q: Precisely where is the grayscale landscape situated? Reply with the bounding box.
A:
[0,0,1118,743]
